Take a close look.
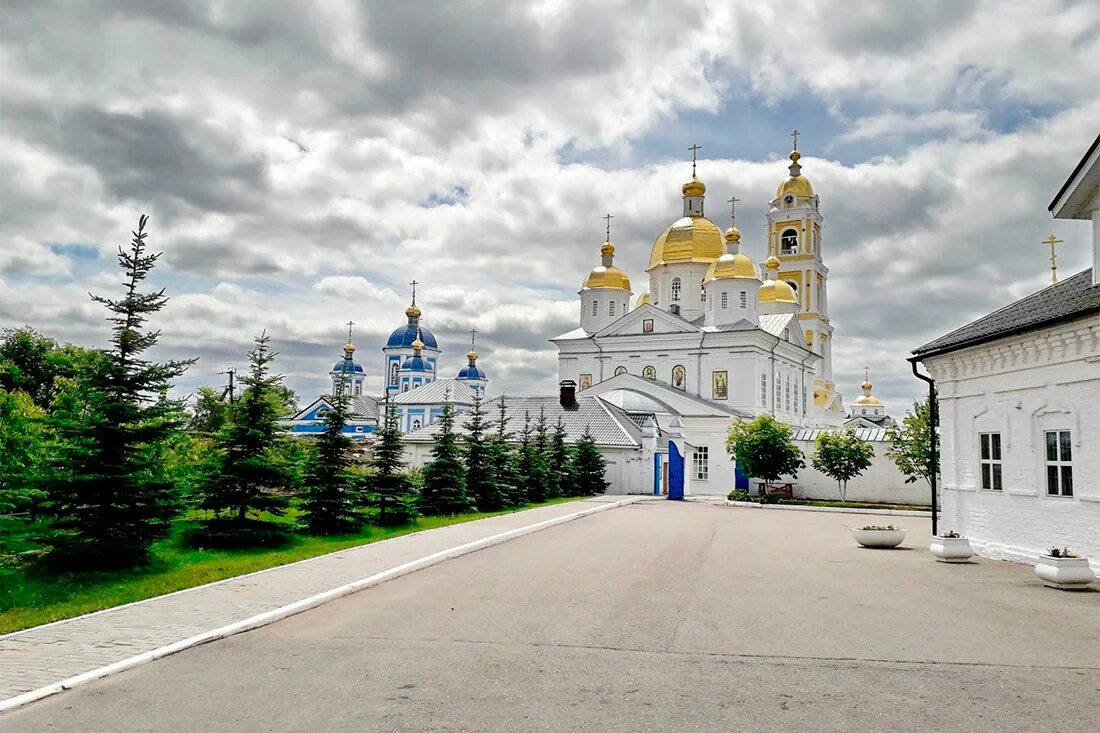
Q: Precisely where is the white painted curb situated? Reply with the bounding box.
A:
[724,500,933,518]
[0,496,641,714]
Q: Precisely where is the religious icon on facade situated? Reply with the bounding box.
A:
[642,366,656,380]
[614,366,627,376]
[713,370,728,400]
[642,319,654,333]
[671,365,685,389]
[579,373,592,391]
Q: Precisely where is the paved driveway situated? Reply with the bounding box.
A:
[5,501,1098,732]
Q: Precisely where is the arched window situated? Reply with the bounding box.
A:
[780,229,798,255]
[411,418,422,431]
[786,280,799,303]
[671,277,681,302]
[642,366,656,380]
[614,366,627,376]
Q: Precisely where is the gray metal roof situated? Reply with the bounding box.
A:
[913,268,1099,358]
[791,427,892,442]
[390,378,477,406]
[348,395,380,420]
[404,395,639,448]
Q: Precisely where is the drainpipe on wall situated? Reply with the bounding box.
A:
[593,335,605,384]
[908,356,939,537]
[695,332,706,398]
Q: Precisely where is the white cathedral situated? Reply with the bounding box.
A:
[553,142,849,428]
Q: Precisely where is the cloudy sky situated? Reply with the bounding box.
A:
[2,0,1098,412]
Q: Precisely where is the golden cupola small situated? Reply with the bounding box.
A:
[775,149,814,200]
[582,240,632,292]
[705,224,761,283]
[580,214,633,334]
[759,255,799,314]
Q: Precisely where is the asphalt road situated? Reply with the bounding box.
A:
[5,501,1098,732]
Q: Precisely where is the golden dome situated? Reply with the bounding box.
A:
[861,380,872,391]
[852,393,884,406]
[775,150,814,199]
[682,176,706,197]
[705,252,761,282]
[633,292,652,309]
[405,304,422,319]
[725,226,741,243]
[600,241,615,256]
[583,265,632,291]
[467,349,478,361]
[765,255,781,270]
[411,337,425,351]
[648,216,724,269]
[760,279,798,304]
[343,341,356,354]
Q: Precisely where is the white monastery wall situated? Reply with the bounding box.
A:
[924,315,1100,570]
[790,440,930,505]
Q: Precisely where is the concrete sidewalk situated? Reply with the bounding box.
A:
[0,496,641,710]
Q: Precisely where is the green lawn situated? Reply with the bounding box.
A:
[0,497,580,634]
[774,498,931,511]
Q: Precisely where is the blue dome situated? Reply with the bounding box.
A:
[386,324,438,349]
[400,355,431,372]
[331,360,365,374]
[457,365,487,380]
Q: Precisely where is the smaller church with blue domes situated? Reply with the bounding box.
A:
[281,284,490,441]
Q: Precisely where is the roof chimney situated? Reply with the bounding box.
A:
[559,379,577,408]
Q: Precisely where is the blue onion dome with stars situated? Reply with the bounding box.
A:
[455,329,489,393]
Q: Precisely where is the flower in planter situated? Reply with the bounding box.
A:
[860,524,897,531]
[941,530,961,539]
[1047,547,1079,558]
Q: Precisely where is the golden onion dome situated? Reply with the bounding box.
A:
[861,380,873,391]
[467,349,478,361]
[343,341,356,354]
[600,241,615,256]
[705,252,761,282]
[647,216,724,269]
[582,265,631,291]
[775,150,815,199]
[765,255,781,270]
[405,304,422,319]
[682,176,706,197]
[725,226,741,243]
[852,393,884,406]
[411,337,425,351]
[633,292,652,309]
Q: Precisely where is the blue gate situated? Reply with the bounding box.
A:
[734,462,750,492]
[668,442,685,500]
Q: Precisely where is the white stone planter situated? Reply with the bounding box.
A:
[851,528,906,548]
[929,536,974,563]
[1033,555,1096,590]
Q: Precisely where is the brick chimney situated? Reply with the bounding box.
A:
[559,379,577,408]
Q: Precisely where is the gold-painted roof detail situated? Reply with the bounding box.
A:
[343,342,356,354]
[775,149,814,199]
[405,304,422,318]
[411,337,425,351]
[705,252,761,282]
[467,350,478,361]
[760,279,798,304]
[682,176,706,197]
[634,292,652,309]
[583,265,632,291]
[647,216,724,269]
[600,241,615,256]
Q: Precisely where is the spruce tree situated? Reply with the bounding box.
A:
[547,417,571,498]
[44,215,194,568]
[299,375,363,534]
[570,427,610,496]
[419,398,473,515]
[516,411,550,504]
[489,397,523,507]
[464,391,501,512]
[193,332,289,541]
[367,400,418,526]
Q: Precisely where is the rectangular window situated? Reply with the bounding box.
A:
[784,375,791,411]
[760,374,767,405]
[693,446,709,480]
[978,432,1002,491]
[1045,430,1073,496]
[720,292,728,309]
[740,291,747,308]
[609,300,616,317]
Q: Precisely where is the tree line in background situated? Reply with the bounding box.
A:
[0,216,608,575]
[725,405,938,503]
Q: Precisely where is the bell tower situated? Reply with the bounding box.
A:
[765,131,843,425]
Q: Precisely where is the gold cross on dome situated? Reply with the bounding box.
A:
[790,129,800,151]
[1042,234,1063,284]
[726,195,740,224]
[409,279,418,304]
[688,144,702,176]
[346,320,355,341]
[602,212,614,242]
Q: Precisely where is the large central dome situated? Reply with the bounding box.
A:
[647,216,724,270]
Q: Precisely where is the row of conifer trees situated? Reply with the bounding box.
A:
[0,216,608,574]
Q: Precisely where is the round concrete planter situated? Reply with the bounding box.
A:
[930,536,974,563]
[851,528,906,548]
[1033,556,1096,590]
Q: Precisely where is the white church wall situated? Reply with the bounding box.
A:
[924,315,1100,571]
[789,440,931,505]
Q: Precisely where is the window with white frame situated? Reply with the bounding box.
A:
[693,446,709,480]
[1045,430,1073,497]
[720,291,728,309]
[979,432,1002,491]
[784,375,791,411]
[591,300,598,316]
[609,300,616,317]
[671,277,681,301]
[760,373,767,405]
[739,290,747,308]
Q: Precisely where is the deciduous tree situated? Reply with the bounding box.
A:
[725,414,805,497]
[886,398,940,488]
[811,429,874,501]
